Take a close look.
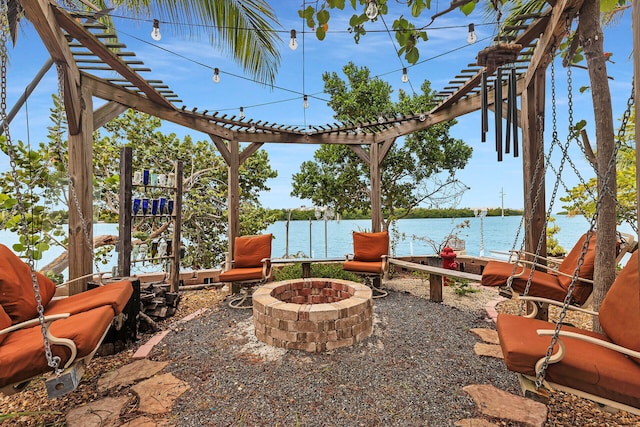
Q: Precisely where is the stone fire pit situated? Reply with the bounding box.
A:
[252,278,373,352]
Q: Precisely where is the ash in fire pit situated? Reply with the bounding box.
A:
[252,278,373,352]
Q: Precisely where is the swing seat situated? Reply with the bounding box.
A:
[481,232,597,305]
[496,251,640,414]
[0,244,134,396]
[219,234,272,308]
[343,231,389,297]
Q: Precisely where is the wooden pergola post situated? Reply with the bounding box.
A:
[370,142,382,232]
[227,139,240,259]
[67,84,94,294]
[521,68,547,258]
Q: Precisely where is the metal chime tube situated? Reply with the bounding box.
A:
[505,67,512,154]
[511,67,519,157]
[495,67,503,161]
[481,70,488,142]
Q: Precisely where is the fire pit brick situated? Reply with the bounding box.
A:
[252,278,373,352]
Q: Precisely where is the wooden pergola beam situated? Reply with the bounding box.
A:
[21,0,82,134]
[53,4,175,109]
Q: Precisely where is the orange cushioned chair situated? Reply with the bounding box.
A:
[219,234,272,308]
[343,231,389,298]
[0,244,133,397]
[496,250,640,415]
[481,232,597,306]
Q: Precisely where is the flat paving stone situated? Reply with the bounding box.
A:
[66,396,130,427]
[120,415,174,427]
[98,359,169,392]
[463,384,548,427]
[470,328,500,344]
[473,343,504,359]
[455,418,499,427]
[132,373,191,414]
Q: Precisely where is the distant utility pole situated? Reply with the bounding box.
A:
[500,188,505,217]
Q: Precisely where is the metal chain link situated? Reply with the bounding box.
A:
[0,0,61,372]
[534,18,625,388]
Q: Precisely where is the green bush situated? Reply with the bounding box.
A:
[273,262,360,282]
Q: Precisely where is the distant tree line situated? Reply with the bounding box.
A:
[269,207,524,221]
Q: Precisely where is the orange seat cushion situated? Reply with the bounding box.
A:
[599,251,640,362]
[0,305,11,345]
[352,231,389,262]
[219,267,264,282]
[0,244,56,324]
[497,313,640,409]
[233,234,272,268]
[481,259,593,305]
[44,280,134,317]
[0,305,114,388]
[343,260,383,274]
[556,232,596,290]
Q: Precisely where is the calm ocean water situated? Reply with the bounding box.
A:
[1,215,634,277]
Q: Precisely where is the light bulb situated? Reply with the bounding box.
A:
[239,107,245,120]
[151,19,161,41]
[467,23,477,44]
[401,67,409,83]
[212,67,220,83]
[303,95,309,109]
[289,29,298,51]
[365,1,378,20]
[377,115,385,123]
[248,125,256,132]
[419,113,426,122]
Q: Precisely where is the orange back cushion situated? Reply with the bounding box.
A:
[353,231,389,262]
[0,244,57,324]
[234,234,272,268]
[0,304,11,345]
[557,232,597,290]
[599,251,640,362]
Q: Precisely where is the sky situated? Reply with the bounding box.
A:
[1,1,636,212]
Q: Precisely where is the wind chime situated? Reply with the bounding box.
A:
[478,42,522,161]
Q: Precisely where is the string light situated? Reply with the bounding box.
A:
[401,67,409,83]
[212,67,220,83]
[303,95,309,109]
[365,1,379,20]
[467,23,477,44]
[239,106,245,119]
[289,29,298,50]
[150,19,161,41]
[377,114,385,123]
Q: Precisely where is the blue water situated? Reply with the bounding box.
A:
[2,216,634,276]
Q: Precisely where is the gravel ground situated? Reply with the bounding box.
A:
[157,290,520,426]
[3,279,640,426]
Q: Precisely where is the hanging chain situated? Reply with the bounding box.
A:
[54,64,100,274]
[0,0,61,372]
[535,18,624,388]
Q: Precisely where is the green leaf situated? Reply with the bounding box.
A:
[316,26,326,40]
[307,17,316,29]
[574,119,587,131]
[405,47,419,64]
[317,9,330,25]
[600,0,618,13]
[579,86,591,93]
[460,1,477,15]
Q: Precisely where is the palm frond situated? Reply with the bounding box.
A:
[112,0,282,86]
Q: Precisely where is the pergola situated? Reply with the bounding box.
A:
[19,0,586,294]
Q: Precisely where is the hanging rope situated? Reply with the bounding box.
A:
[0,0,62,373]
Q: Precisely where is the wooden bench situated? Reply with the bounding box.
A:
[388,258,482,303]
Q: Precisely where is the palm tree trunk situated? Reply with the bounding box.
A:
[578,0,617,332]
